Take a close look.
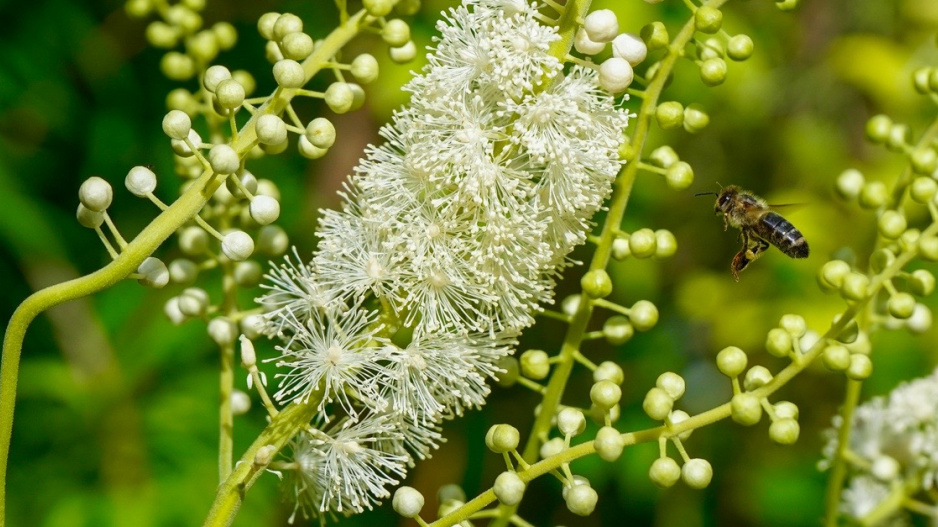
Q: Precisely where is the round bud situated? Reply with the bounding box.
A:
[389,41,417,64]
[835,169,865,200]
[574,27,605,55]
[256,114,288,146]
[682,458,713,489]
[179,226,209,255]
[76,204,104,229]
[124,166,157,197]
[280,32,313,60]
[871,455,900,481]
[540,437,565,459]
[869,248,895,274]
[581,269,613,298]
[564,483,598,516]
[591,380,622,409]
[912,148,938,175]
[557,407,586,436]
[584,9,618,43]
[641,21,669,51]
[779,314,807,337]
[240,314,266,340]
[886,124,910,152]
[493,472,525,506]
[213,79,245,111]
[847,353,873,381]
[222,230,254,261]
[629,228,657,258]
[716,346,747,377]
[520,349,550,380]
[178,287,209,316]
[887,292,916,319]
[162,110,192,140]
[909,304,933,333]
[161,52,195,81]
[79,177,113,212]
[822,344,851,371]
[649,457,681,488]
[603,316,634,345]
[611,33,646,65]
[667,410,693,441]
[264,40,284,63]
[437,484,466,504]
[486,424,520,453]
[164,297,185,325]
[841,272,870,301]
[273,59,305,89]
[743,366,773,391]
[699,58,727,86]
[350,53,379,83]
[230,390,251,416]
[234,260,262,287]
[594,426,624,462]
[650,145,679,168]
[866,114,892,143]
[818,260,851,290]
[727,34,754,61]
[593,361,624,385]
[324,82,354,114]
[247,195,280,226]
[495,356,519,387]
[730,393,762,426]
[683,105,710,133]
[910,177,938,204]
[765,328,792,358]
[611,238,630,260]
[306,117,335,148]
[695,6,723,33]
[598,57,634,93]
[298,135,328,159]
[169,258,198,284]
[207,317,237,346]
[878,210,907,239]
[203,65,231,93]
[392,486,425,518]
[272,13,302,41]
[562,295,581,316]
[382,19,411,47]
[137,257,169,288]
[257,12,280,40]
[171,128,202,157]
[910,269,935,296]
[655,101,684,130]
[630,300,658,331]
[769,418,800,445]
[920,235,938,261]
[208,144,240,174]
[363,0,393,17]
[653,230,678,259]
[643,387,673,420]
[655,372,685,400]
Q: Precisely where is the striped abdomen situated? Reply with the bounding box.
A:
[758,212,809,258]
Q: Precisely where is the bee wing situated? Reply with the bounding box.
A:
[765,202,806,212]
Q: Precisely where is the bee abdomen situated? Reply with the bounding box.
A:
[760,212,809,259]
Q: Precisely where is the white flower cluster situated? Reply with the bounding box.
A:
[257,0,629,519]
[821,368,938,524]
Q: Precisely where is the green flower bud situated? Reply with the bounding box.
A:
[694,6,723,33]
[779,314,807,337]
[562,294,582,316]
[611,238,630,260]
[910,269,936,296]
[233,260,262,287]
[363,0,393,17]
[382,19,411,47]
[911,177,938,204]
[822,344,851,371]
[727,34,754,61]
[846,353,873,380]
[682,458,713,489]
[558,408,586,436]
[878,210,907,239]
[594,426,625,462]
[630,300,659,331]
[581,269,613,298]
[835,169,865,201]
[564,484,598,516]
[911,148,938,175]
[641,22,669,52]
[665,162,694,190]
[731,393,762,426]
[540,437,565,459]
[393,486,425,518]
[649,457,681,488]
[655,101,684,130]
[272,13,303,41]
[716,346,747,377]
[281,32,313,60]
[765,328,792,358]
[591,379,623,408]
[769,418,800,444]
[869,249,895,274]
[683,105,709,133]
[643,387,673,420]
[437,484,466,505]
[866,114,893,143]
[655,229,679,258]
[919,235,938,261]
[594,361,624,385]
[520,349,550,380]
[841,272,870,301]
[215,79,245,110]
[743,365,773,390]
[493,472,526,506]
[888,292,916,319]
[324,82,354,114]
[649,145,679,168]
[908,304,932,333]
[629,228,657,258]
[656,372,686,400]
[886,123,910,152]
[495,356,519,387]
[698,38,724,61]
[699,58,727,86]
[485,424,520,453]
[603,316,634,345]
[350,53,380,84]
[858,181,888,209]
[819,260,851,291]
[913,67,932,94]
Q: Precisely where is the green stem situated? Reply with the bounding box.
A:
[823,379,863,526]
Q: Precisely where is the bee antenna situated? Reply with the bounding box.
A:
[694,191,718,197]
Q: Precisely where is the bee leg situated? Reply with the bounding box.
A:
[731,250,749,281]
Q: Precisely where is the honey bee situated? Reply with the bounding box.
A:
[698,185,809,281]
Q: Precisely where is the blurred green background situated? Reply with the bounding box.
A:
[2,0,938,525]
